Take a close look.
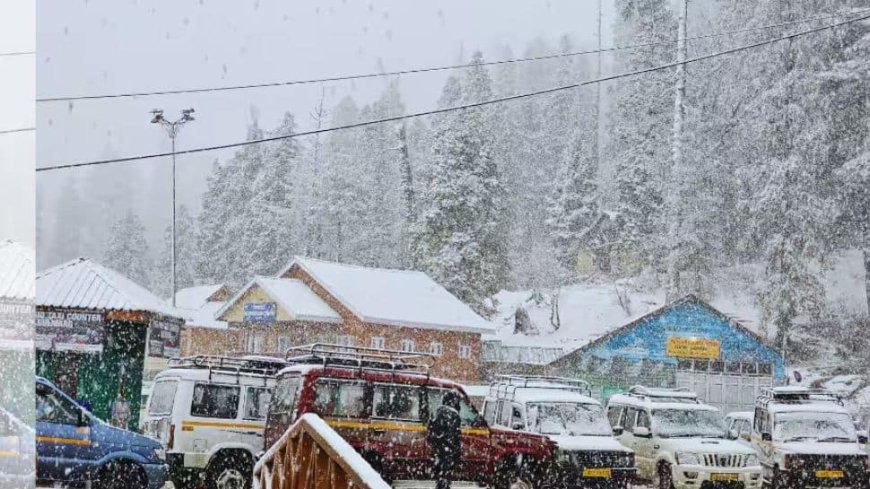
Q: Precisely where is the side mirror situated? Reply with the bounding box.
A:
[512,422,525,431]
[613,427,624,436]
[740,432,751,441]
[474,416,489,429]
[728,429,738,440]
[77,410,90,427]
[633,426,651,438]
[761,433,772,442]
[858,435,867,445]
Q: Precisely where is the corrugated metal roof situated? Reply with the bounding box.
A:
[36,257,181,317]
[0,241,34,301]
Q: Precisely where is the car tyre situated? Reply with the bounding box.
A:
[94,461,146,489]
[658,463,674,489]
[206,453,253,489]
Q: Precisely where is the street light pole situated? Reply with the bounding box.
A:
[150,108,195,307]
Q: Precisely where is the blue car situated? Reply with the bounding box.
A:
[35,377,169,489]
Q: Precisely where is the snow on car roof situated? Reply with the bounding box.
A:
[510,388,600,405]
[36,257,182,317]
[281,256,493,334]
[768,402,851,414]
[608,393,719,412]
[726,411,753,420]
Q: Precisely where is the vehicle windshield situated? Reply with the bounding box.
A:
[148,380,178,416]
[773,411,857,442]
[653,409,727,438]
[527,402,612,436]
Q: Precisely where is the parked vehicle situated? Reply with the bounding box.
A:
[35,376,168,489]
[751,387,869,489]
[482,376,636,488]
[264,344,558,488]
[725,411,754,445]
[0,406,35,485]
[141,355,286,489]
[606,386,761,489]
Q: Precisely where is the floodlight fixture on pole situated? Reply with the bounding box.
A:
[151,108,195,307]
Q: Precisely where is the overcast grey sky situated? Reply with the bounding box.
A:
[36,1,613,251]
[0,0,35,246]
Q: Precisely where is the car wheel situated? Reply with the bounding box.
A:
[658,463,674,489]
[206,454,252,489]
[94,461,146,489]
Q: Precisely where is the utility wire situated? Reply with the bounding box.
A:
[36,8,870,103]
[36,12,870,172]
[0,127,35,135]
[0,51,34,58]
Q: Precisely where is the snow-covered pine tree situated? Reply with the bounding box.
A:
[195,159,231,284]
[607,0,675,273]
[104,209,153,290]
[413,53,509,314]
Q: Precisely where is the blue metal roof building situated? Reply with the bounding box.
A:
[549,295,785,413]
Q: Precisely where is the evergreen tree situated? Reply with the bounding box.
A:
[413,53,508,314]
[103,209,153,290]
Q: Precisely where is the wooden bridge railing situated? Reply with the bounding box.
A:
[253,413,391,489]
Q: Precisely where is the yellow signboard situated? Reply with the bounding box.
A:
[666,337,720,359]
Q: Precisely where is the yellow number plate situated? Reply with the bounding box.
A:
[815,470,844,479]
[582,468,612,478]
[711,473,739,481]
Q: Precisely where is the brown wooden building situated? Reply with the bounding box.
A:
[212,257,492,382]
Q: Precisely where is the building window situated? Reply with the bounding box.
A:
[247,332,265,353]
[277,335,291,354]
[371,337,385,350]
[458,344,471,359]
[400,339,415,352]
[429,342,443,356]
[337,335,355,352]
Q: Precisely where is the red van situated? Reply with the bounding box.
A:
[263,344,557,488]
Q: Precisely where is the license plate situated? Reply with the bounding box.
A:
[711,473,739,481]
[582,468,612,478]
[815,470,844,479]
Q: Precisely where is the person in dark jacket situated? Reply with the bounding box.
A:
[428,391,462,489]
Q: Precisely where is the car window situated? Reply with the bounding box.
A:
[271,376,300,415]
[36,383,81,425]
[313,379,367,419]
[608,406,624,428]
[637,409,651,429]
[499,401,512,426]
[426,388,481,427]
[148,380,177,416]
[191,383,239,419]
[244,387,271,420]
[623,407,637,431]
[373,384,421,422]
[483,400,496,424]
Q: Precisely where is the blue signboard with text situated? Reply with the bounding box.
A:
[244,302,277,323]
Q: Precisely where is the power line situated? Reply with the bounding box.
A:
[35,8,870,103]
[0,51,34,58]
[0,127,35,135]
[36,12,870,173]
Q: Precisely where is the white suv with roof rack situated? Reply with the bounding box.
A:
[607,386,761,489]
[751,387,869,489]
[141,355,286,489]
[482,376,636,488]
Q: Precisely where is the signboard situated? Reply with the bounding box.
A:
[149,317,182,358]
[666,337,720,360]
[0,301,33,342]
[35,308,105,353]
[244,302,277,323]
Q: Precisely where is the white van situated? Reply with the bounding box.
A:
[141,356,286,489]
[607,386,761,489]
[481,376,636,488]
[751,387,869,489]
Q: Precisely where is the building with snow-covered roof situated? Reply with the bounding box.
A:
[548,295,785,414]
[216,256,492,382]
[172,283,238,357]
[35,257,185,430]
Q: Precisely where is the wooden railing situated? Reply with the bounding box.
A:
[254,413,391,489]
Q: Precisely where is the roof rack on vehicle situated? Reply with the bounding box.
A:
[285,343,436,373]
[489,375,593,401]
[167,355,288,383]
[757,386,843,407]
[626,385,700,403]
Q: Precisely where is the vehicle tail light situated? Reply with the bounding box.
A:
[168,423,175,449]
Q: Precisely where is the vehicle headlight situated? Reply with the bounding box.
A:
[153,446,166,461]
[745,454,759,467]
[677,452,701,465]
